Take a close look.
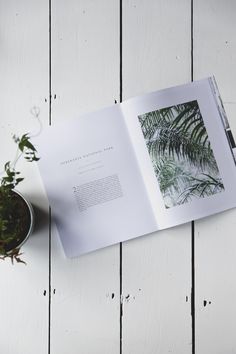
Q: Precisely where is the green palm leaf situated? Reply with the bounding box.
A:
[139,100,217,172]
[138,100,224,208]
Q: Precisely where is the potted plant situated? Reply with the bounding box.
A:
[0,134,39,264]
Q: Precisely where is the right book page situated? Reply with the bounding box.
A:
[121,77,236,230]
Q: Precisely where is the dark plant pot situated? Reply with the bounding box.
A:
[4,190,34,253]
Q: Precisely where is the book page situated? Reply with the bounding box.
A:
[34,105,157,257]
[121,78,236,229]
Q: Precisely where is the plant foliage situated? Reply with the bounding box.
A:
[139,101,224,207]
[0,134,39,263]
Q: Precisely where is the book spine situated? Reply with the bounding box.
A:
[208,76,236,165]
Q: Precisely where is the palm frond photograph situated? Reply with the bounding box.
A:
[138,100,224,208]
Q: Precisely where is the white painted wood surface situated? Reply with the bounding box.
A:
[0,1,235,353]
[122,1,192,353]
[194,1,236,353]
[0,1,49,353]
[50,1,120,353]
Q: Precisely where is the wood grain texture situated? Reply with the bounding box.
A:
[122,1,192,353]
[194,1,236,353]
[0,1,49,353]
[50,1,120,353]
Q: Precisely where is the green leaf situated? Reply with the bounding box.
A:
[4,161,10,171]
[16,177,24,183]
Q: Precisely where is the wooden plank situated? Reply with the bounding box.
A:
[193,1,236,353]
[50,1,120,353]
[122,1,192,353]
[0,1,49,353]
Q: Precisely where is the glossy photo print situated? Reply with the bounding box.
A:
[138,100,225,208]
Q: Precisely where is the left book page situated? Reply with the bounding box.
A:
[34,105,157,257]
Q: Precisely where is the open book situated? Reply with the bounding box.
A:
[35,77,236,257]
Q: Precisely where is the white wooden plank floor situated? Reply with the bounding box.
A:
[0,1,235,353]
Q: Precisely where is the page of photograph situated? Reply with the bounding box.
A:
[121,78,236,230]
[34,105,157,257]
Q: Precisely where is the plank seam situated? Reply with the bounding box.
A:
[191,0,194,82]
[49,0,52,126]
[191,2,195,354]
[119,0,123,104]
[191,220,195,354]
[120,243,123,354]
[48,206,52,354]
[119,1,123,354]
[48,0,52,353]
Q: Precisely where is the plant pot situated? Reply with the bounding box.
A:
[3,190,34,253]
